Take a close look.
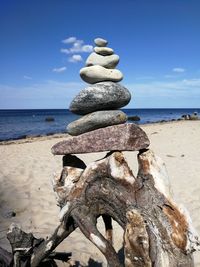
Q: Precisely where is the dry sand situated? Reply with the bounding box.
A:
[0,120,200,266]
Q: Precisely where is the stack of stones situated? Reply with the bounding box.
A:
[52,38,149,155]
[67,37,130,136]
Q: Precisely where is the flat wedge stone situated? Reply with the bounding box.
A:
[51,123,150,155]
[67,110,128,136]
[69,82,131,115]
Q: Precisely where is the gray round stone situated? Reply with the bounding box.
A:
[94,38,108,47]
[86,52,119,69]
[94,46,114,56]
[69,82,131,115]
[80,65,123,84]
[67,110,128,136]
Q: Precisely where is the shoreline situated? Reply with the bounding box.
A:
[0,119,199,145]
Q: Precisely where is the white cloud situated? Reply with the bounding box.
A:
[68,54,83,63]
[61,37,93,54]
[81,45,93,53]
[62,36,77,44]
[1,78,200,109]
[128,78,200,108]
[24,75,32,80]
[126,78,200,98]
[0,80,84,109]
[52,66,67,73]
[173,67,186,73]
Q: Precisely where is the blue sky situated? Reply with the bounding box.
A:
[0,0,200,109]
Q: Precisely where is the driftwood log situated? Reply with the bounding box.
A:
[1,149,199,266]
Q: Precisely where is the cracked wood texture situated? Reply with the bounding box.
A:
[51,149,199,267]
[2,149,199,266]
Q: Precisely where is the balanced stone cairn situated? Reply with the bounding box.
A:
[52,37,149,154]
[48,38,200,267]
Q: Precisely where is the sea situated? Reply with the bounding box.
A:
[0,108,199,141]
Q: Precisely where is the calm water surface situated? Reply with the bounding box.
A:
[0,108,199,141]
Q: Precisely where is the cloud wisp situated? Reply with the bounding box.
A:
[52,66,67,73]
[61,37,93,54]
[0,80,84,109]
[68,54,83,63]
[62,37,77,44]
[1,78,200,109]
[173,67,186,73]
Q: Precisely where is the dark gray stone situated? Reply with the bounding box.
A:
[128,115,141,121]
[69,82,131,115]
[67,110,128,136]
[62,154,86,169]
[51,123,150,155]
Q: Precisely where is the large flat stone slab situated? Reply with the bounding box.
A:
[67,110,127,136]
[51,123,150,155]
[69,82,131,115]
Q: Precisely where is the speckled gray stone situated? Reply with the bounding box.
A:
[80,65,123,84]
[94,46,114,56]
[69,82,131,115]
[67,110,128,136]
[94,38,108,47]
[86,52,119,69]
[52,123,150,155]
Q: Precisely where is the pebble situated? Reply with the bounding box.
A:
[67,110,128,136]
[80,65,123,84]
[94,47,114,56]
[94,38,108,47]
[86,52,119,69]
[69,81,131,115]
[52,123,150,155]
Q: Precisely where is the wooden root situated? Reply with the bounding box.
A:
[2,149,199,266]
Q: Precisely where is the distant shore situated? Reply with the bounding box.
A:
[1,108,199,142]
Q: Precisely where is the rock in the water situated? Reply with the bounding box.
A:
[128,115,141,121]
[94,38,108,47]
[69,82,131,115]
[86,52,119,69]
[67,110,128,136]
[52,123,150,155]
[94,46,114,56]
[80,65,123,84]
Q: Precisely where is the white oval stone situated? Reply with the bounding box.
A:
[86,52,119,69]
[80,65,123,84]
[94,47,114,56]
[94,38,108,47]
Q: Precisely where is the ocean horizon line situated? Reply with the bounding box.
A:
[0,107,200,111]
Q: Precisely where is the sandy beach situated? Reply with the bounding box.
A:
[0,120,200,266]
